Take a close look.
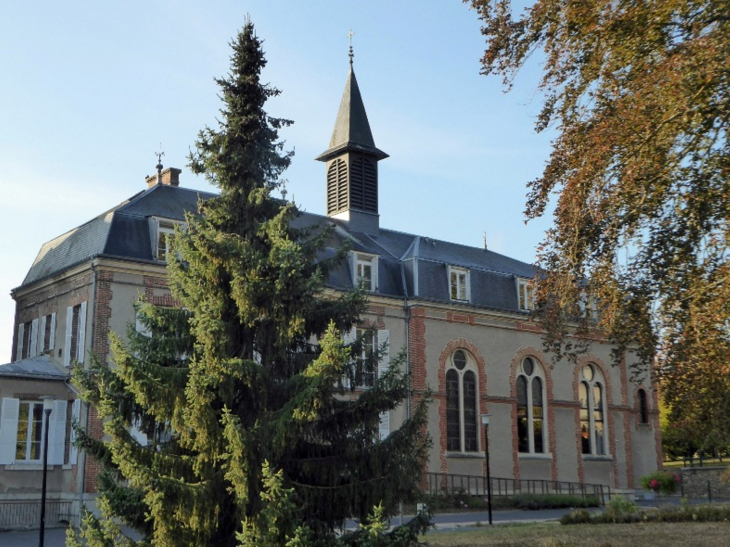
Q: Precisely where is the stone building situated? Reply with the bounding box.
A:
[0,57,660,526]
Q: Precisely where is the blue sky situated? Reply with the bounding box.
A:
[0,1,553,363]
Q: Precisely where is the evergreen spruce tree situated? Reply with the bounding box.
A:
[70,20,430,547]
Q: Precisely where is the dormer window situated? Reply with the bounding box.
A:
[157,221,176,261]
[351,252,378,292]
[150,217,184,262]
[448,266,470,302]
[517,278,535,311]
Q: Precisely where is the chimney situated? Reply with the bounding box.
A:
[146,167,181,188]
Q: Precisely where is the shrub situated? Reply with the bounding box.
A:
[640,470,681,495]
[603,496,638,519]
[561,502,730,525]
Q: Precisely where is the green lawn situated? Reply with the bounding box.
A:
[420,521,730,546]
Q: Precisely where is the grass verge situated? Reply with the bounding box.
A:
[419,521,730,546]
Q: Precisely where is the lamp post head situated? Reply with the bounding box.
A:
[41,396,56,414]
[480,414,490,427]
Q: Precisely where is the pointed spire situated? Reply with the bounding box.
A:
[315,43,388,162]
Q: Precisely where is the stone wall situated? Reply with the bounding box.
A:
[680,466,730,499]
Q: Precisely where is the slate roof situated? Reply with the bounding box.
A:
[19,184,537,315]
[0,355,69,380]
[20,185,215,287]
[315,65,388,162]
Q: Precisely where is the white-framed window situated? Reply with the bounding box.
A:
[517,278,535,311]
[15,318,39,361]
[448,266,470,302]
[354,328,376,388]
[149,217,184,262]
[64,302,87,367]
[516,357,546,453]
[39,313,56,353]
[15,401,44,461]
[350,252,379,292]
[157,221,176,261]
[579,364,607,455]
[0,398,70,465]
[445,349,479,452]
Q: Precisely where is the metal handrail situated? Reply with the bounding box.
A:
[423,472,610,505]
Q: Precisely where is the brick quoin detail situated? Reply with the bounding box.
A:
[93,270,114,364]
[407,307,429,478]
[619,356,634,488]
[509,347,557,482]
[436,338,488,475]
[84,403,103,493]
[446,311,474,325]
[143,275,180,307]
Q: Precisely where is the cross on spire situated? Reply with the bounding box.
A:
[347,29,355,66]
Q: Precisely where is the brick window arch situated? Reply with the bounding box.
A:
[446,349,479,452]
[517,357,546,453]
[579,364,607,455]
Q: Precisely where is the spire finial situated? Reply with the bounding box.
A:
[483,232,487,251]
[347,29,355,66]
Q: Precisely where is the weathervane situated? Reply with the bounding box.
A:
[347,29,355,65]
[155,144,165,177]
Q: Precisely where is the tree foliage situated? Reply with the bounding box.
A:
[468,0,729,442]
[70,20,430,546]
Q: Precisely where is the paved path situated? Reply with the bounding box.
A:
[1,507,594,545]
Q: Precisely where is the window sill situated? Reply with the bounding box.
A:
[4,463,59,471]
[518,453,553,460]
[445,452,483,459]
[582,455,613,462]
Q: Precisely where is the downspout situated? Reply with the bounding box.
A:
[77,258,97,521]
[400,262,411,420]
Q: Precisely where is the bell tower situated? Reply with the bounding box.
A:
[316,42,388,234]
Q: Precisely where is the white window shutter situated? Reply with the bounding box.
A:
[130,418,148,447]
[48,400,68,465]
[349,252,358,287]
[377,329,390,440]
[15,323,25,362]
[64,306,73,367]
[379,411,390,441]
[342,327,356,389]
[0,398,20,464]
[39,316,47,353]
[30,318,39,358]
[68,400,81,464]
[377,330,390,377]
[49,313,56,351]
[135,310,151,337]
[77,302,87,364]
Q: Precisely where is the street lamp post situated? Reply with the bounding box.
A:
[481,414,493,525]
[39,396,55,547]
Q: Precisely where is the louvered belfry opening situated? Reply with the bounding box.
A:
[350,156,377,212]
[327,159,349,215]
[326,155,378,216]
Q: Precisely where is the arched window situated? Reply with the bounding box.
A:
[516,357,546,453]
[445,349,479,452]
[579,364,607,455]
[638,389,649,424]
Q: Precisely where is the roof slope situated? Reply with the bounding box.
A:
[315,66,388,162]
[19,184,536,314]
[20,184,215,288]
